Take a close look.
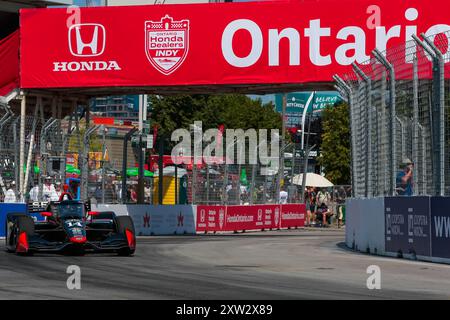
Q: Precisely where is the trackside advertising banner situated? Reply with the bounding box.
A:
[196,205,227,232]
[196,204,305,232]
[279,203,306,228]
[430,197,450,259]
[384,197,431,257]
[19,0,450,89]
[226,205,280,231]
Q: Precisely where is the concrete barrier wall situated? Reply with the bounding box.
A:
[92,204,197,235]
[346,196,450,264]
[345,198,385,255]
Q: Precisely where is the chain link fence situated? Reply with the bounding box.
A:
[335,31,450,198]
[1,103,350,205]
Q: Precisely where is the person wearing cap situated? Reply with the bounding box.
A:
[4,181,17,203]
[43,176,57,201]
[396,158,414,196]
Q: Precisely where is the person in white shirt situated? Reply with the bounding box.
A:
[144,182,151,204]
[29,184,39,202]
[4,181,17,203]
[42,176,56,201]
[116,184,122,203]
[51,182,62,201]
[279,187,288,204]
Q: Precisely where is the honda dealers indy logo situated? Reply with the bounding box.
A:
[145,15,190,75]
[53,23,121,72]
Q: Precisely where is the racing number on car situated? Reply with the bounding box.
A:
[66,221,83,228]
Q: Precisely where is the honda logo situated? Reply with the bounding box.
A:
[69,24,106,57]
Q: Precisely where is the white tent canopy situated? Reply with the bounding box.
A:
[291,173,333,187]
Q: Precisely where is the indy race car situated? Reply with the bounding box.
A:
[5,193,136,256]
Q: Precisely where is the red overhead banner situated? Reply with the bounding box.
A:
[19,0,450,90]
[0,30,19,96]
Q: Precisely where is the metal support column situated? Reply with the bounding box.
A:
[333,75,355,197]
[373,49,396,196]
[412,53,419,195]
[413,34,444,196]
[422,34,445,196]
[121,127,138,203]
[19,93,26,200]
[353,63,373,197]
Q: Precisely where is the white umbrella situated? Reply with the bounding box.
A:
[291,173,333,187]
[153,166,188,177]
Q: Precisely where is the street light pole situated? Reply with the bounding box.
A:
[101,125,106,204]
[301,91,315,150]
[300,112,314,203]
[276,94,287,204]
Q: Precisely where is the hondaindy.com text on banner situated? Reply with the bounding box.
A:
[196,204,305,233]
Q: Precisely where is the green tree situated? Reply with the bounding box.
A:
[149,94,282,152]
[68,125,102,154]
[150,94,281,132]
[318,102,351,185]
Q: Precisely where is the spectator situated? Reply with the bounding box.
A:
[130,185,138,203]
[104,182,116,203]
[116,183,122,203]
[51,182,62,201]
[309,187,317,222]
[304,187,314,226]
[316,188,331,207]
[256,186,264,203]
[4,181,17,203]
[227,182,239,205]
[316,202,333,227]
[94,186,102,202]
[337,204,345,228]
[144,181,151,203]
[396,158,414,196]
[42,176,56,201]
[29,183,39,202]
[240,184,248,205]
[279,187,288,204]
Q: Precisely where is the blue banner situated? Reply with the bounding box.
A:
[430,197,450,259]
[385,197,431,257]
[0,203,27,237]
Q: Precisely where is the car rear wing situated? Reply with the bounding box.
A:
[27,200,91,214]
[27,201,50,213]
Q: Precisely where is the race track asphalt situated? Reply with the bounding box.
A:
[0,228,449,299]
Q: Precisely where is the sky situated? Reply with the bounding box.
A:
[73,0,105,6]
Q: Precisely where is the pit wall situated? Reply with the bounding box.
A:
[345,197,450,264]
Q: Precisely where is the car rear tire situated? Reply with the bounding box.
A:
[115,216,135,256]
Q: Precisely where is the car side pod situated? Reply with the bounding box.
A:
[125,229,136,250]
[69,236,87,244]
[16,232,29,253]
